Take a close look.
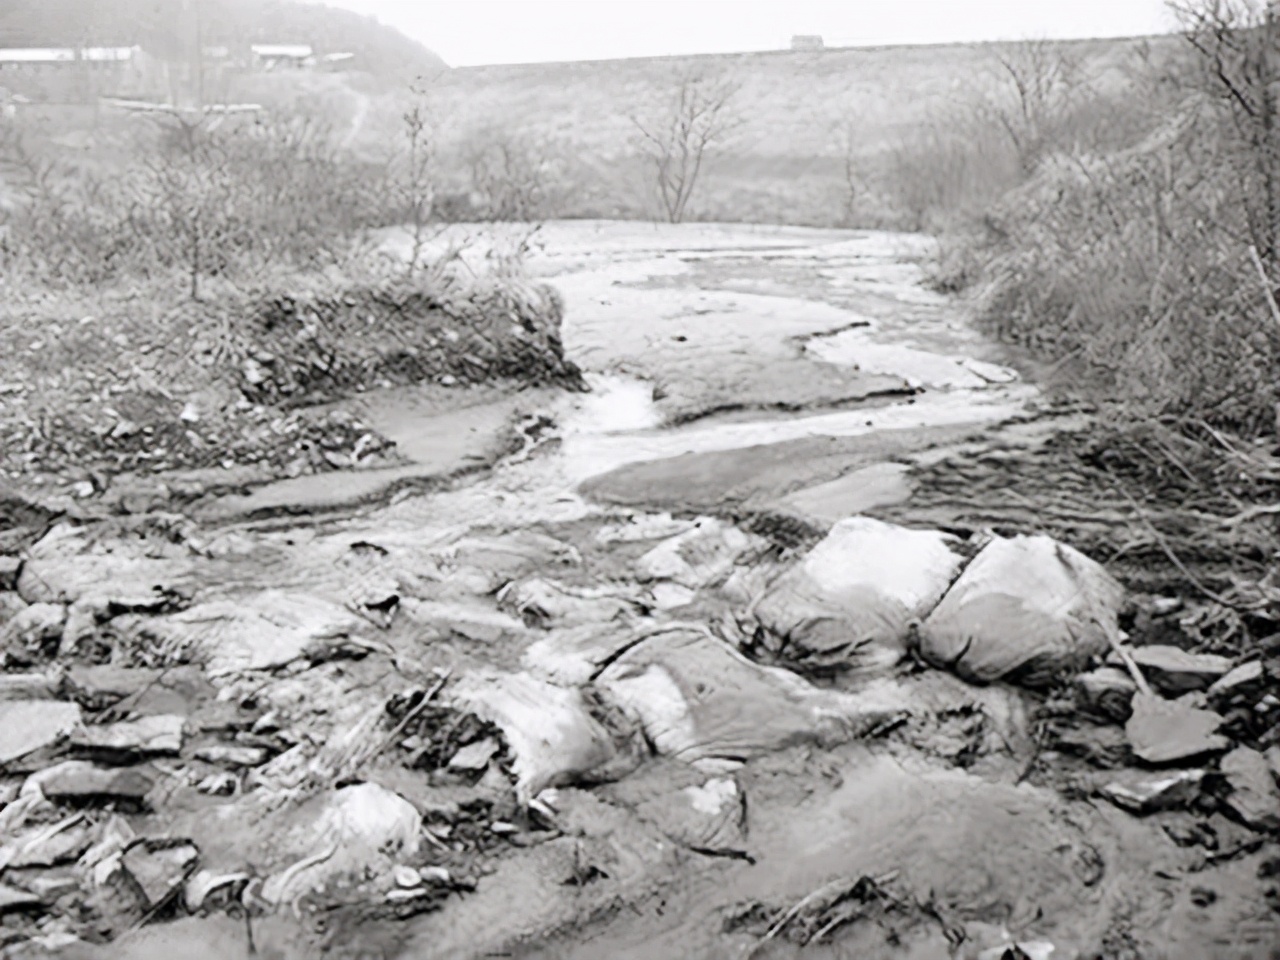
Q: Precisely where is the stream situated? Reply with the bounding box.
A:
[10,222,1277,960]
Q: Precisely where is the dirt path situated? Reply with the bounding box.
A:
[4,222,1276,960]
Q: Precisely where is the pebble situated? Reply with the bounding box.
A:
[392,865,422,889]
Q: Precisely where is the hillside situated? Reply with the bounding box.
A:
[0,0,446,85]
[422,35,1179,226]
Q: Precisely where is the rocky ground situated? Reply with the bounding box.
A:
[0,221,1277,960]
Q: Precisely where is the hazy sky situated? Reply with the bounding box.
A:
[317,0,1178,66]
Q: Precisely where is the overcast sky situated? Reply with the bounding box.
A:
[318,0,1178,66]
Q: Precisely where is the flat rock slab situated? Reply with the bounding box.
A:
[1208,660,1268,705]
[60,666,163,711]
[193,745,268,768]
[27,761,157,806]
[192,396,526,522]
[0,700,81,766]
[0,883,43,914]
[1099,769,1205,814]
[120,840,200,908]
[1220,746,1280,831]
[71,715,185,760]
[580,425,977,513]
[121,590,363,678]
[1111,645,1232,695]
[1125,693,1228,765]
[771,462,915,527]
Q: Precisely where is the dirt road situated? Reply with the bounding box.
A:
[4,223,1276,960]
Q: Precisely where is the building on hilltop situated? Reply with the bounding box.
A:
[250,44,314,70]
[790,35,824,51]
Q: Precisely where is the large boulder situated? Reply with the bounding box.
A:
[919,534,1123,687]
[751,517,963,675]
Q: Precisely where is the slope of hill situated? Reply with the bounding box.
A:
[0,0,446,85]
[424,35,1177,226]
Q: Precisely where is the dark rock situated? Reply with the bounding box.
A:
[1075,666,1137,722]
[0,557,21,592]
[1052,723,1131,768]
[1125,693,1228,765]
[0,883,44,914]
[1207,661,1268,706]
[0,602,66,656]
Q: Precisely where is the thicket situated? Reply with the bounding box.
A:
[892,8,1280,440]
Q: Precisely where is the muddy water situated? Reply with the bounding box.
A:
[64,223,1276,960]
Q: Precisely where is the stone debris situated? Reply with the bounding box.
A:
[121,590,364,677]
[634,517,759,590]
[751,517,962,676]
[635,776,748,854]
[497,577,641,628]
[0,813,93,869]
[119,839,200,908]
[69,714,185,761]
[0,602,67,657]
[920,534,1123,686]
[1111,644,1232,695]
[447,737,501,772]
[437,532,581,595]
[1075,666,1138,722]
[595,625,907,765]
[193,744,269,768]
[260,783,421,906]
[0,554,22,591]
[452,671,640,802]
[1219,746,1280,831]
[1099,769,1205,814]
[0,699,81,766]
[400,598,529,644]
[25,761,156,807]
[1125,693,1229,765]
[0,883,44,914]
[182,870,250,913]
[393,865,422,889]
[595,513,698,544]
[79,815,137,887]
[1207,660,1268,706]
[59,665,163,711]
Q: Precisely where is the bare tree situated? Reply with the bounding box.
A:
[466,129,561,221]
[1171,0,1280,274]
[981,40,1081,174]
[137,116,236,300]
[399,96,436,275]
[836,121,868,226]
[631,70,742,223]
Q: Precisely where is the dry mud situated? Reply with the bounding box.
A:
[1,222,1276,960]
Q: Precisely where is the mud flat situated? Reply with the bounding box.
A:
[1,223,1276,960]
